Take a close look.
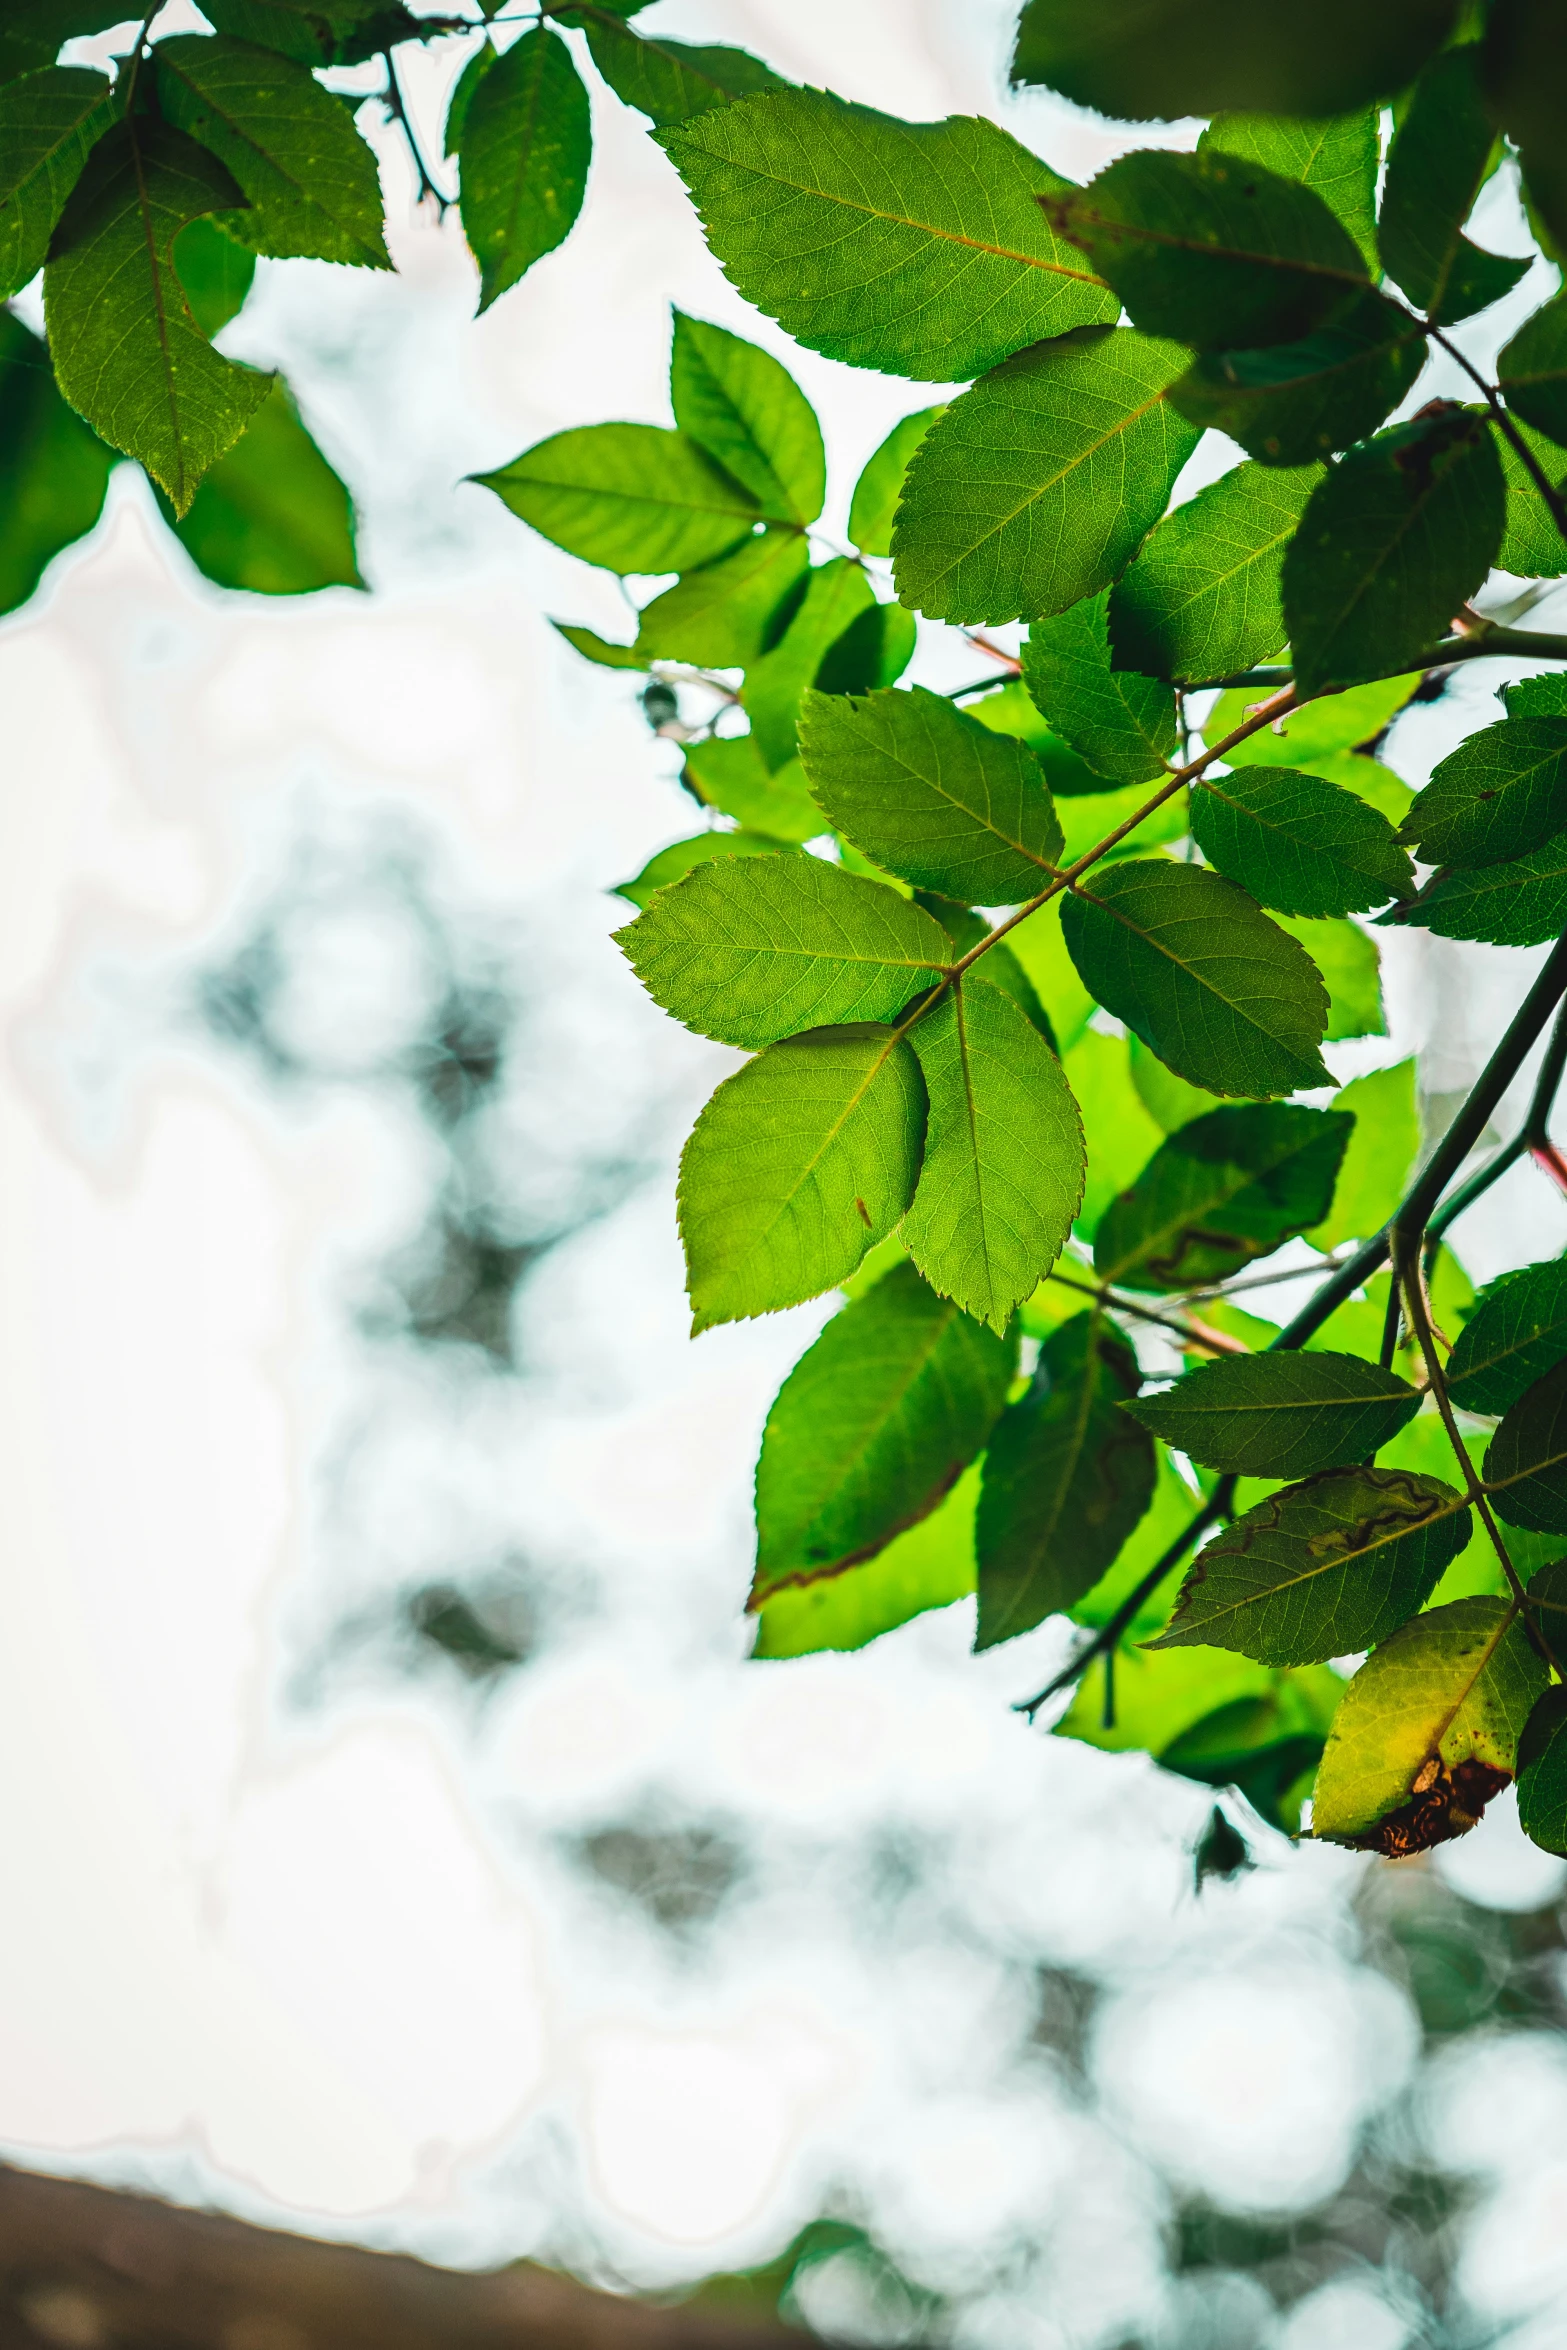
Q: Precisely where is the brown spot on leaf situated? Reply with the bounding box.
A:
[1346,1757,1511,1856]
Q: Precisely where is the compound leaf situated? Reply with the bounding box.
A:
[0,64,114,302]
[903,976,1085,1332]
[752,1262,1012,1598]
[1486,1359,1567,1534]
[1109,459,1321,684]
[1399,715,1567,870]
[658,89,1117,382]
[678,1022,928,1333]
[975,1312,1155,1648]
[1130,1351,1422,1479]
[473,423,760,573]
[892,326,1197,625]
[848,406,943,558]
[797,685,1064,902]
[1191,765,1414,915]
[1379,46,1530,326]
[1449,1262,1567,1417]
[1061,859,1333,1098]
[1023,591,1177,785]
[670,309,824,527]
[1095,1101,1352,1292]
[1167,289,1429,467]
[0,307,116,617]
[160,376,362,593]
[456,23,589,308]
[616,856,950,1047]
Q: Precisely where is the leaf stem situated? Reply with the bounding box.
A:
[382,48,452,213]
[1045,1267,1248,1354]
[1423,993,1567,1274]
[1394,1231,1527,1606]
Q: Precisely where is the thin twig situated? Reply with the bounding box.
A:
[1425,320,1567,543]
[1395,1230,1527,1605]
[382,49,452,213]
[1045,1267,1248,1354]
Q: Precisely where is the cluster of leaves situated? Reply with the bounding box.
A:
[465,2,1567,1861]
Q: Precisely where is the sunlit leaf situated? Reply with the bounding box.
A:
[1109,459,1320,685]
[670,310,824,527]
[1024,591,1176,786]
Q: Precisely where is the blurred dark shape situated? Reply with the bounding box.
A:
[1357,1860,1567,2039]
[408,1579,535,1678]
[1193,1805,1254,1892]
[1028,1965,1099,2082]
[641,680,681,733]
[1174,2151,1468,2324]
[571,1818,748,1935]
[374,1197,547,1363]
[196,924,295,1078]
[693,2219,943,2348]
[411,983,510,1128]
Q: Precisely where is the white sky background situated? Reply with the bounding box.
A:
[8,5,1567,2344]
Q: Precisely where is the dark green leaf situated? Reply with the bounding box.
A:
[1023,591,1177,785]
[742,559,875,770]
[0,307,115,618]
[472,423,760,574]
[0,65,114,302]
[1191,766,1414,915]
[678,1021,927,1333]
[681,735,822,840]
[1047,149,1369,352]
[1095,1101,1352,1292]
[581,16,786,128]
[1308,1059,1417,1249]
[847,407,943,558]
[1167,291,1429,467]
[753,1262,1012,1598]
[613,831,800,911]
[455,24,588,309]
[975,1313,1155,1648]
[797,685,1064,903]
[1109,460,1320,684]
[1395,832,1567,946]
[1275,912,1385,1039]
[616,856,949,1047]
[1500,295,1567,446]
[155,35,389,270]
[1449,1263,1567,1417]
[1379,46,1530,327]
[1486,1358,1567,1534]
[1399,714,1567,869]
[160,377,362,593]
[1153,1464,1468,1663]
[1312,1597,1546,1851]
[44,118,274,515]
[659,89,1117,383]
[1009,0,1458,122]
[1061,860,1333,1098]
[1282,408,1505,692]
[1507,675,1567,719]
[443,38,491,159]
[1493,414,1567,580]
[1517,1683,1567,1854]
[173,214,257,337]
[196,0,435,69]
[1481,0,1567,262]
[1166,1700,1330,1836]
[892,327,1197,625]
[633,527,809,669]
[1200,109,1379,264]
[814,602,917,697]
[670,311,824,527]
[903,976,1085,1331]
[1,3,137,86]
[1130,1352,1422,1478]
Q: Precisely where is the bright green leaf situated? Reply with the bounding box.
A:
[0,65,114,302]
[1212,672,1421,765]
[633,526,809,669]
[1062,1029,1165,1234]
[682,735,822,841]
[1006,897,1096,1054]
[1273,912,1384,1039]
[670,309,824,528]
[963,681,1105,797]
[473,423,760,574]
[1191,765,1413,915]
[1309,1059,1417,1248]
[1110,460,1321,685]
[1128,1035,1224,1134]
[0,307,115,618]
[1379,46,1530,327]
[1095,1101,1352,1292]
[1201,109,1379,265]
[743,559,874,770]
[1500,294,1567,447]
[848,407,942,558]
[1130,1352,1422,1479]
[159,376,362,594]
[1495,414,1567,580]
[613,831,800,912]
[751,1463,979,1658]
[1024,590,1177,785]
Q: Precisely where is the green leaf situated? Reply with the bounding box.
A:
[1200,109,1379,265]
[173,214,257,337]
[581,16,786,129]
[743,559,874,770]
[1379,46,1530,327]
[1211,672,1421,766]
[1095,1101,1352,1292]
[670,310,824,528]
[1311,1597,1546,1851]
[1395,831,1567,947]
[752,1463,979,1658]
[893,327,1197,626]
[1449,1262,1567,1417]
[679,1022,927,1332]
[1062,1029,1165,1233]
[1517,1683,1567,1855]
[633,526,809,669]
[1281,408,1506,693]
[848,407,943,558]
[473,423,761,574]
[928,917,1054,1047]
[814,603,917,697]
[1273,913,1384,1040]
[453,24,589,309]
[1508,675,1567,720]
[1128,1035,1223,1134]
[1400,714,1567,870]
[975,1312,1155,1647]
[0,65,114,302]
[616,856,949,1047]
[1049,149,1369,355]
[902,977,1084,1331]
[1109,460,1321,685]
[554,619,642,668]
[44,118,274,516]
[962,681,1102,797]
[1191,766,1413,916]
[1500,294,1567,447]
[1160,1683,1337,1834]
[1007,899,1096,1055]
[159,376,362,594]
[0,307,115,618]
[613,830,800,911]
[1130,1352,1422,1479]
[1153,1465,1468,1665]
[1009,0,1459,122]
[1061,860,1333,1098]
[752,1262,1013,1599]
[443,38,492,159]
[1166,290,1429,468]
[1494,415,1567,580]
[1308,1059,1417,1248]
[155,35,390,271]
[1022,592,1177,789]
[659,89,1117,383]
[196,0,434,69]
[797,685,1064,903]
[1,3,138,86]
[681,735,822,841]
[1485,1359,1567,1534]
